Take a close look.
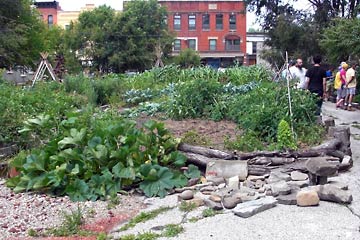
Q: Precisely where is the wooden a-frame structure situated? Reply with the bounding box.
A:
[32,52,58,86]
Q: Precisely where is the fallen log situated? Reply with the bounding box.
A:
[248,156,295,166]
[178,143,234,159]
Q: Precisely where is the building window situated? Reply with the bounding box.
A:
[188,39,196,50]
[174,15,181,30]
[188,14,196,30]
[229,14,236,30]
[209,39,217,51]
[202,14,210,30]
[48,15,53,27]
[65,25,70,30]
[174,39,181,51]
[225,38,240,51]
[216,14,223,30]
[252,42,257,54]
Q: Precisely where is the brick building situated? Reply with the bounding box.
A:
[34,1,61,27]
[158,0,247,68]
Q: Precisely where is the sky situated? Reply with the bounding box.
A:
[36,0,311,30]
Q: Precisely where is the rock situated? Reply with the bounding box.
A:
[247,175,267,182]
[327,181,348,190]
[288,180,309,188]
[296,190,319,207]
[187,197,204,207]
[242,180,255,188]
[291,171,308,181]
[306,157,338,176]
[257,187,265,193]
[277,192,298,205]
[233,192,261,202]
[179,190,194,200]
[311,184,352,204]
[255,180,264,189]
[206,160,248,181]
[342,155,352,165]
[223,195,242,209]
[209,194,222,203]
[174,186,196,193]
[270,181,291,196]
[227,176,240,190]
[200,186,217,193]
[218,183,226,189]
[203,198,223,210]
[266,171,291,183]
[187,178,200,186]
[207,177,226,186]
[233,196,277,218]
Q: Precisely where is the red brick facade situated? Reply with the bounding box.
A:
[34,1,61,26]
[158,0,247,67]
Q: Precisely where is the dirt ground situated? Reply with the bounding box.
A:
[137,116,240,150]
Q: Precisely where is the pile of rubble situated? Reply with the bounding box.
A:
[175,118,353,218]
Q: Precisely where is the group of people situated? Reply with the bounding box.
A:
[282,55,357,115]
[333,61,357,111]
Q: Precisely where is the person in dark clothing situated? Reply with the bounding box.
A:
[305,55,327,116]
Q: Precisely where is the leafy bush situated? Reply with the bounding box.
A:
[226,81,318,142]
[277,119,297,150]
[165,78,223,119]
[0,82,85,146]
[7,114,200,200]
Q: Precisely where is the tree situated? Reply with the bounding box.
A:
[65,5,116,73]
[320,18,360,64]
[108,0,174,72]
[0,0,47,68]
[174,48,201,68]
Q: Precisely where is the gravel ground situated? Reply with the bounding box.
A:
[0,178,145,240]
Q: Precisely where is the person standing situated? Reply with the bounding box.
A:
[289,58,307,89]
[305,55,327,116]
[336,63,348,108]
[345,61,357,111]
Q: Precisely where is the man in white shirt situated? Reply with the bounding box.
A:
[289,58,307,89]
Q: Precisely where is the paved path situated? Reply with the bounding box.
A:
[111,101,360,240]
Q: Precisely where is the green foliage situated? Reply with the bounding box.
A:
[174,48,201,68]
[277,119,297,150]
[120,232,160,240]
[47,206,86,237]
[162,224,184,237]
[202,208,222,218]
[296,123,326,147]
[224,131,264,152]
[320,18,360,63]
[7,115,196,200]
[181,131,211,146]
[165,78,223,119]
[0,82,85,146]
[119,207,172,231]
[179,201,197,212]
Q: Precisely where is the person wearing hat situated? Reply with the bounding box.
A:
[305,55,327,116]
[344,61,358,111]
[336,62,348,108]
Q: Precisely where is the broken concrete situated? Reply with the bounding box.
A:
[206,160,248,181]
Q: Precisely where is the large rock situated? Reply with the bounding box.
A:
[306,157,338,176]
[266,171,291,183]
[227,175,240,190]
[206,160,248,181]
[179,190,194,200]
[203,198,223,210]
[277,192,298,205]
[270,181,291,196]
[291,171,308,181]
[233,196,277,218]
[223,195,242,209]
[311,184,352,204]
[296,190,319,207]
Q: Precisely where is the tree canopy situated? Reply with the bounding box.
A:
[0,0,47,68]
[64,0,173,73]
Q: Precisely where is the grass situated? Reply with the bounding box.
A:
[179,201,197,212]
[120,232,160,240]
[162,224,184,237]
[119,206,172,231]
